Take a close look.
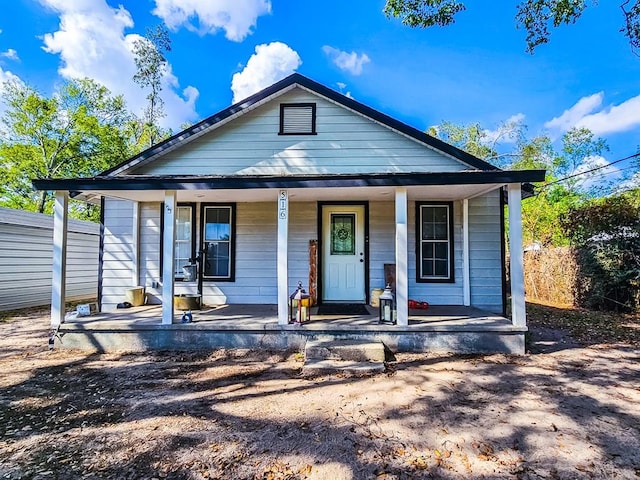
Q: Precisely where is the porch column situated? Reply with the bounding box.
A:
[508,184,526,327]
[277,190,289,325]
[162,191,176,325]
[395,187,409,326]
[131,201,140,287]
[462,199,471,306]
[51,191,68,327]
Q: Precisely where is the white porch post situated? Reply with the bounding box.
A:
[508,184,526,326]
[462,199,471,306]
[277,190,289,325]
[162,191,176,325]
[395,187,409,326]
[132,201,140,287]
[51,191,68,327]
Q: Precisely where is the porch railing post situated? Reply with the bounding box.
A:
[508,184,526,327]
[277,190,289,325]
[51,191,68,328]
[162,191,176,325]
[395,187,409,326]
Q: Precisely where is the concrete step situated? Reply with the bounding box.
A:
[305,339,386,362]
[302,359,385,376]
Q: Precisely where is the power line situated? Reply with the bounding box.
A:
[538,152,640,190]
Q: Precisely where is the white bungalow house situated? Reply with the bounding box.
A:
[34,73,544,353]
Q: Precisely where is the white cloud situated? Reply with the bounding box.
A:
[0,49,19,61]
[482,113,525,144]
[38,0,198,129]
[231,42,301,103]
[545,92,640,136]
[152,0,271,42]
[571,155,622,192]
[0,68,25,121]
[322,46,370,75]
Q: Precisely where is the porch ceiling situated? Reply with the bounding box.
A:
[75,183,506,204]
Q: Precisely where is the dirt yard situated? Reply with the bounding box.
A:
[0,304,639,479]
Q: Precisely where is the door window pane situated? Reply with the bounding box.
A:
[330,214,355,255]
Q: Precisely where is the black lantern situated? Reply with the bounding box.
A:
[378,284,395,324]
[289,281,311,324]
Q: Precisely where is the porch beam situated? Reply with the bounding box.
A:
[462,199,471,306]
[395,188,409,326]
[162,191,176,325]
[277,190,289,325]
[508,184,526,327]
[51,191,68,327]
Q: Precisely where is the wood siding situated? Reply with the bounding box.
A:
[468,190,504,313]
[133,89,470,176]
[0,207,99,312]
[101,199,135,311]
[101,193,503,311]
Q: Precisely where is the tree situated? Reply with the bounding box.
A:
[384,0,640,53]
[0,78,131,219]
[427,120,612,245]
[132,24,172,148]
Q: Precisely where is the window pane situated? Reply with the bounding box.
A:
[434,260,448,276]
[419,204,451,279]
[205,208,231,241]
[174,242,192,276]
[422,259,434,277]
[204,241,230,277]
[434,242,448,260]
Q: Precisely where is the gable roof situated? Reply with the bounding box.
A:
[102,73,500,177]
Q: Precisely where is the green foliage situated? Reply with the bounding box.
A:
[0,78,132,218]
[384,0,640,53]
[132,24,172,148]
[383,0,466,28]
[562,194,640,311]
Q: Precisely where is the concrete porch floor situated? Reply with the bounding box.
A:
[55,304,527,354]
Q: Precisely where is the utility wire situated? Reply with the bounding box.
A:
[537,152,640,190]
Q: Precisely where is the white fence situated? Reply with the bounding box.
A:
[0,207,100,312]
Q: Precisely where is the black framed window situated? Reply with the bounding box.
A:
[279,103,316,135]
[416,202,454,282]
[201,204,236,281]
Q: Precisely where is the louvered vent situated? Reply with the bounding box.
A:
[279,103,316,135]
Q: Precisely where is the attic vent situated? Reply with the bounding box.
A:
[279,103,317,135]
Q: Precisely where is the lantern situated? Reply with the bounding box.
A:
[289,281,311,324]
[378,284,395,324]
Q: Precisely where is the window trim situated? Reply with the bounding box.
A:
[415,201,455,283]
[200,203,236,282]
[174,203,196,281]
[279,102,317,135]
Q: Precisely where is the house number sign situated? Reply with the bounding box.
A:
[279,190,288,219]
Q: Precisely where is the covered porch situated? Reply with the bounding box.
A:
[53,303,526,354]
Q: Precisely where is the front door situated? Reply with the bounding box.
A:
[321,205,366,302]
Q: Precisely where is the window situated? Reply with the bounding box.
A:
[416,202,454,282]
[279,103,316,135]
[174,205,195,279]
[201,204,235,281]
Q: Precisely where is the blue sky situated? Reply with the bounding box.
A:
[1,0,639,187]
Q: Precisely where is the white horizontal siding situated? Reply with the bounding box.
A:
[369,201,396,293]
[101,199,135,311]
[408,200,465,305]
[468,190,503,313]
[134,89,470,177]
[0,207,99,312]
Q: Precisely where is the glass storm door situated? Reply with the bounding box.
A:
[322,205,366,302]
